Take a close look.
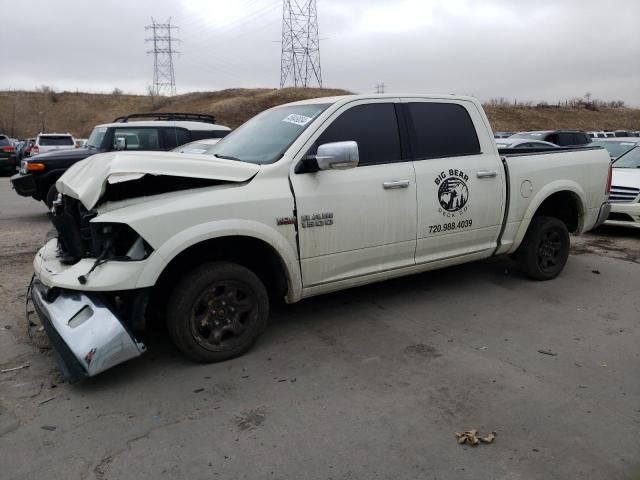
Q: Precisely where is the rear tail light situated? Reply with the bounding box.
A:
[1,145,14,153]
[26,162,45,171]
[32,145,39,153]
[606,163,612,194]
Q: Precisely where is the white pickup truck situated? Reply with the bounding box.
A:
[29,94,612,381]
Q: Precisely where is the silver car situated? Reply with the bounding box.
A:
[590,137,640,161]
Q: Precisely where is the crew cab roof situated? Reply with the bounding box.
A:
[94,121,231,131]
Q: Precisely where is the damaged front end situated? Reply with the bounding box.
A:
[30,278,146,383]
[50,193,152,274]
[29,151,261,380]
[31,194,154,382]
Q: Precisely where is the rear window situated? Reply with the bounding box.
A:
[0,136,9,146]
[39,135,74,146]
[408,102,481,159]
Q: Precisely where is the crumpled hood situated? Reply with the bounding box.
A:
[611,168,640,190]
[56,151,260,209]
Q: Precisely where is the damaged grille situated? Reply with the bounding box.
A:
[51,195,97,264]
[50,195,151,265]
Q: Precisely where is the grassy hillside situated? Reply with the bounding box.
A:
[0,88,638,139]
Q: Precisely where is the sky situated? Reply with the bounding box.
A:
[1,0,639,105]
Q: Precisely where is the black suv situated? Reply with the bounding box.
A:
[0,135,17,174]
[510,130,592,147]
[11,113,231,207]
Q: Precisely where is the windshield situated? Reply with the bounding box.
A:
[591,140,638,159]
[212,103,330,164]
[613,147,640,168]
[87,126,108,148]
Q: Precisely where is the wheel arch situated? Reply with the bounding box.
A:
[510,183,587,254]
[137,221,302,304]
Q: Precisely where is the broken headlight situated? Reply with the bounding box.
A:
[89,223,152,261]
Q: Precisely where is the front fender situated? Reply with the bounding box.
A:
[135,220,303,302]
[509,180,587,255]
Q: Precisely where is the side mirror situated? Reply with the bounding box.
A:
[115,137,127,151]
[316,141,359,170]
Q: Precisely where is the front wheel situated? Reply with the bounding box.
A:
[45,184,58,209]
[516,216,570,281]
[166,262,269,363]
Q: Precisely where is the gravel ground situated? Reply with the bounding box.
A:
[0,177,638,480]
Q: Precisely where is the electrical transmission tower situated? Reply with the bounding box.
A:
[145,18,180,96]
[280,0,322,88]
[375,82,386,94]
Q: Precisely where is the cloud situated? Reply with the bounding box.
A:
[1,0,639,105]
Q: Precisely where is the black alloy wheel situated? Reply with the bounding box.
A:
[516,216,570,281]
[166,262,269,362]
[190,281,259,351]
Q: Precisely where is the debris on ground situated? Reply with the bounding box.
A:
[41,426,57,431]
[1,364,30,373]
[455,429,497,446]
[38,396,56,405]
[592,270,601,275]
[537,349,558,356]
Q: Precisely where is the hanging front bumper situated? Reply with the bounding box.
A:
[30,279,146,383]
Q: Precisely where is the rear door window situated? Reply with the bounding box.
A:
[407,102,481,159]
[113,128,160,150]
[556,133,575,146]
[578,133,591,144]
[315,103,402,166]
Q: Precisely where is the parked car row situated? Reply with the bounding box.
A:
[9,112,231,206]
[495,129,640,148]
[588,130,640,139]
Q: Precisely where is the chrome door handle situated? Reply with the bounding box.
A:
[383,180,410,189]
[476,170,498,178]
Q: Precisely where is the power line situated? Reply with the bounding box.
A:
[145,18,180,96]
[280,0,322,88]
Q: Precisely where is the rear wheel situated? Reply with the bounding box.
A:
[516,216,570,280]
[166,262,269,363]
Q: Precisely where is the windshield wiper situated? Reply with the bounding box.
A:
[214,153,241,161]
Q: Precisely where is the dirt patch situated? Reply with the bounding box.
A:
[572,227,640,264]
[235,407,267,431]
[405,344,442,359]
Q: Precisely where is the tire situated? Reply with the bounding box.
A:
[45,184,58,209]
[166,261,269,363]
[516,216,570,281]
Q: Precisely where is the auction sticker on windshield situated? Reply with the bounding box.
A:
[282,114,313,126]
